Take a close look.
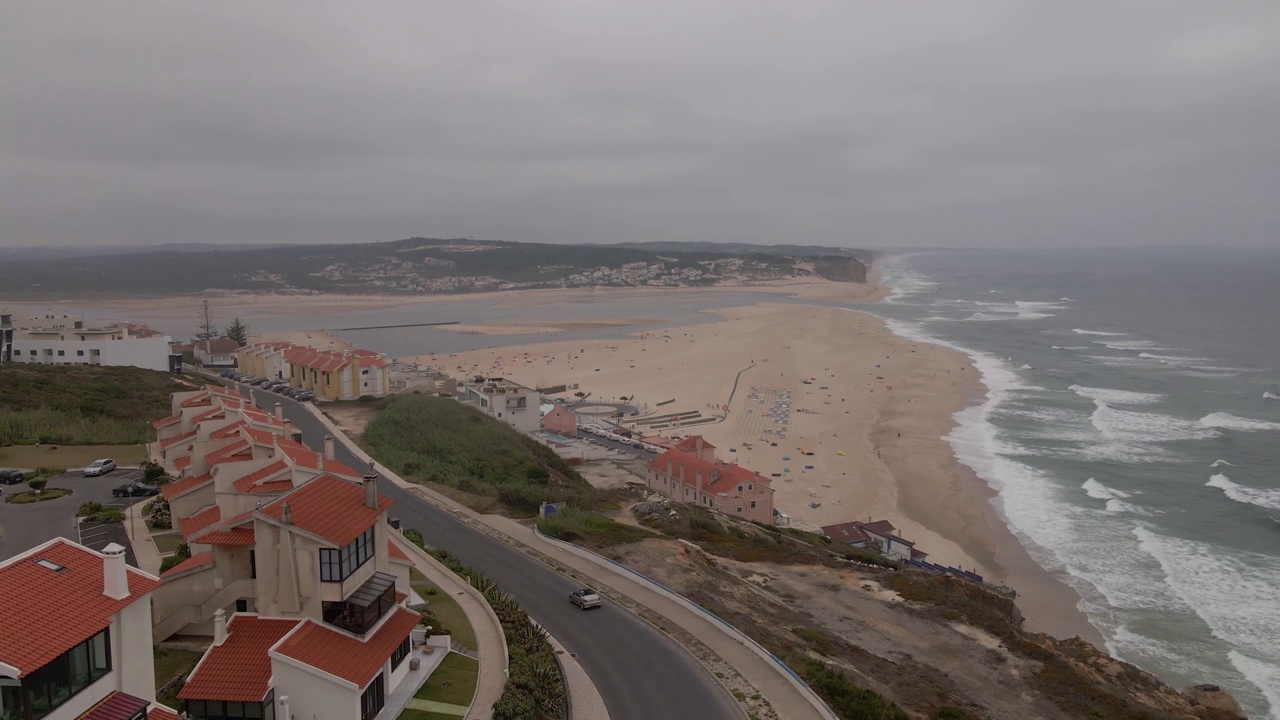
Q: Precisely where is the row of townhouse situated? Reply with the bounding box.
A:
[146,387,426,720]
[643,436,776,525]
[1,539,174,720]
[235,343,389,401]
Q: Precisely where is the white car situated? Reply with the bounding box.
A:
[570,588,602,610]
[84,459,117,476]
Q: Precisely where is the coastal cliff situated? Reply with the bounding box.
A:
[813,255,869,282]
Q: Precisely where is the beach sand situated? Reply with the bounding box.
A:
[405,299,1098,641]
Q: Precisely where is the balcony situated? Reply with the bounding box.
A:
[322,571,397,636]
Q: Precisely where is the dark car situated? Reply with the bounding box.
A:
[112,482,160,498]
[219,370,235,378]
[296,391,315,402]
[0,469,25,485]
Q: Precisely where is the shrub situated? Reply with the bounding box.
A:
[159,555,186,573]
[148,500,173,529]
[27,478,47,492]
[403,529,425,549]
[536,507,651,548]
[78,501,106,517]
[142,463,166,484]
[91,508,126,523]
[792,657,909,720]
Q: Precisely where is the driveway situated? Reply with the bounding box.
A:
[0,469,143,566]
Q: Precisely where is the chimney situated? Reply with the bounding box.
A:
[363,466,379,509]
[101,542,129,600]
[695,436,703,457]
[274,402,283,421]
[281,501,292,525]
[323,434,335,461]
[213,608,228,646]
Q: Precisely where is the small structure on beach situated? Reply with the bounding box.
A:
[821,519,928,562]
[542,404,578,434]
[645,435,774,524]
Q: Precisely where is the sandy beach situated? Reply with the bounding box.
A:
[401,295,1098,641]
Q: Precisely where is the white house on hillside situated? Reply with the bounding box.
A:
[7,316,172,372]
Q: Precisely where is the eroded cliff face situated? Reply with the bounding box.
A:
[610,537,1247,720]
[813,256,869,282]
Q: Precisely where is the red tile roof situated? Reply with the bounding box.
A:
[273,608,418,687]
[243,426,279,446]
[160,552,213,578]
[180,616,301,702]
[276,440,361,479]
[173,456,191,471]
[820,522,871,545]
[199,527,256,546]
[0,539,160,677]
[152,415,181,429]
[76,691,150,720]
[189,407,225,424]
[647,448,767,495]
[180,394,214,408]
[162,472,212,500]
[204,439,251,466]
[178,506,222,540]
[147,706,179,720]
[387,540,411,563]
[209,422,245,440]
[674,435,715,452]
[159,430,197,450]
[258,475,392,546]
[231,460,290,494]
[197,338,241,355]
[858,520,898,536]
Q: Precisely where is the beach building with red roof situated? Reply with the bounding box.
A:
[0,538,172,720]
[645,435,775,524]
[235,342,389,401]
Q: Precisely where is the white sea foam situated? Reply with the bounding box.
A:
[1230,651,1280,720]
[1092,404,1218,443]
[1082,355,1161,368]
[1094,339,1165,351]
[1200,412,1280,432]
[1211,460,1236,467]
[879,255,938,304]
[1051,345,1089,350]
[1207,474,1280,511]
[1137,352,1213,366]
[1070,385,1164,405]
[1083,478,1132,500]
[1264,392,1279,400]
[1134,526,1280,718]
[1073,329,1127,336]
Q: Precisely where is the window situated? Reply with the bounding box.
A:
[249,549,257,579]
[320,526,375,582]
[56,350,65,356]
[15,628,110,719]
[236,599,248,613]
[29,350,36,356]
[750,501,757,509]
[390,636,411,670]
[76,350,84,356]
[360,674,385,720]
[186,694,275,720]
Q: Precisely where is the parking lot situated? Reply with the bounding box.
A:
[0,468,143,565]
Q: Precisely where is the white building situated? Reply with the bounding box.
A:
[458,377,541,434]
[0,538,172,720]
[7,316,172,372]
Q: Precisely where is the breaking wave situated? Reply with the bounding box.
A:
[1207,474,1280,511]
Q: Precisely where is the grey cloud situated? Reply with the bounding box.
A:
[3,0,1279,249]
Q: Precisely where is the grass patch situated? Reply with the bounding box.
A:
[4,487,72,503]
[0,444,148,469]
[413,652,479,706]
[152,533,184,554]
[153,646,203,688]
[397,711,461,720]
[362,394,600,516]
[413,585,477,651]
[791,656,909,720]
[410,566,428,582]
[536,507,652,549]
[0,363,191,445]
[641,504,839,565]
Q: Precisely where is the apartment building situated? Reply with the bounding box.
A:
[147,387,422,720]
[234,342,389,400]
[458,377,541,434]
[5,314,173,372]
[644,435,775,524]
[0,538,170,720]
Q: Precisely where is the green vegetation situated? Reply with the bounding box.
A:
[432,550,566,720]
[0,443,147,469]
[0,363,186,445]
[77,503,125,523]
[158,542,192,572]
[411,581,477,650]
[153,533,185,555]
[413,652,479,706]
[142,463,166,484]
[790,657,909,720]
[791,627,836,656]
[640,505,838,565]
[4,487,72,503]
[536,507,652,549]
[364,394,596,516]
[153,646,203,689]
[397,711,458,720]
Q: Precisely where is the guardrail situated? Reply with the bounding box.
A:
[533,526,839,720]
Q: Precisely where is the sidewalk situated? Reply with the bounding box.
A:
[302,404,832,720]
[123,500,163,575]
[389,532,508,720]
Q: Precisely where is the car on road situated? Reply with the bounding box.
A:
[0,469,25,485]
[295,391,315,402]
[570,588,602,610]
[112,482,160,498]
[83,459,117,476]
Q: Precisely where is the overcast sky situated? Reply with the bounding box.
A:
[3,2,1278,249]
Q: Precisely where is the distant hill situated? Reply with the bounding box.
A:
[0,237,873,298]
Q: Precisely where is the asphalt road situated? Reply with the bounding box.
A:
[241,386,742,720]
[0,469,143,566]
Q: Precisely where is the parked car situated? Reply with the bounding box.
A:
[0,469,25,485]
[295,392,315,402]
[83,459,117,476]
[272,385,289,393]
[569,588,602,610]
[112,482,160,498]
[219,369,235,378]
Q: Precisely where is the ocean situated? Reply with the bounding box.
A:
[870,247,1280,719]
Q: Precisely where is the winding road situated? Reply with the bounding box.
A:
[238,385,742,720]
